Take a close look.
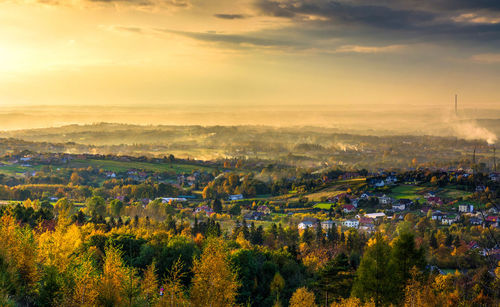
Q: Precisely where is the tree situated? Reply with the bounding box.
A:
[315,253,354,305]
[109,199,124,217]
[270,272,285,306]
[289,287,317,307]
[190,237,238,307]
[71,253,99,306]
[391,231,425,290]
[352,233,397,306]
[98,246,131,307]
[54,197,73,217]
[212,198,222,214]
[86,196,106,217]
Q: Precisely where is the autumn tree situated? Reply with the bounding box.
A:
[190,237,238,307]
[289,287,317,307]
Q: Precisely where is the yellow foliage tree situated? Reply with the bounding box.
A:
[98,246,130,307]
[37,217,82,272]
[190,237,238,307]
[330,297,375,307]
[71,254,99,306]
[140,261,159,307]
[289,287,317,307]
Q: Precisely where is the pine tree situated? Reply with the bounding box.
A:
[352,233,397,306]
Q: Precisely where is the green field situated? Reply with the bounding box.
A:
[68,159,214,174]
[0,163,44,177]
[313,202,335,209]
[389,185,426,200]
[438,188,472,199]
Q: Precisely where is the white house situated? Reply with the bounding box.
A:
[458,204,474,213]
[229,194,244,201]
[342,219,359,228]
[392,203,406,211]
[298,221,315,230]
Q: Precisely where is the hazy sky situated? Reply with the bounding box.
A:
[0,0,500,108]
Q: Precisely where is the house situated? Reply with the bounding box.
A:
[342,219,359,228]
[342,204,355,213]
[351,198,360,207]
[385,175,398,184]
[359,222,375,232]
[328,193,349,202]
[489,173,500,182]
[442,214,459,225]
[373,180,385,187]
[195,206,215,216]
[360,193,373,199]
[257,205,271,215]
[469,217,482,225]
[431,211,445,221]
[321,220,336,230]
[398,199,413,207]
[228,194,244,201]
[298,220,316,230]
[427,197,443,206]
[378,195,393,205]
[458,203,474,213]
[244,211,266,221]
[392,203,406,211]
[485,216,499,227]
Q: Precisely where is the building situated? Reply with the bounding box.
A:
[228,194,244,201]
[392,203,406,211]
[342,204,355,213]
[458,204,474,213]
[321,220,336,230]
[298,220,316,230]
[442,214,459,225]
[342,219,359,228]
[378,195,393,205]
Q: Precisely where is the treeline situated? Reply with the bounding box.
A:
[0,200,499,306]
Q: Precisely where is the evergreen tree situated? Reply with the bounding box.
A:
[352,233,397,306]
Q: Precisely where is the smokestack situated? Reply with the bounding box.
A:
[473,145,476,165]
[455,94,458,116]
[494,146,497,172]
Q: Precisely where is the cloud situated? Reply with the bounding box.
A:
[214,13,247,20]
[10,0,191,9]
[254,0,500,46]
[334,44,406,54]
[471,53,500,63]
[159,29,294,48]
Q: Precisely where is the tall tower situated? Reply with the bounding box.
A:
[494,146,497,172]
[455,94,458,116]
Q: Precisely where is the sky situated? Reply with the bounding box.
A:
[0,0,500,110]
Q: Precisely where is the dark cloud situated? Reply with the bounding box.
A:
[159,29,298,48]
[214,14,247,20]
[255,0,500,45]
